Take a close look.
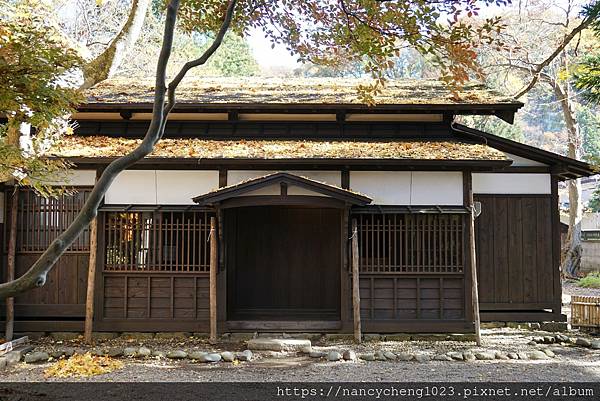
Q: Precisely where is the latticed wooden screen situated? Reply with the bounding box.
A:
[354,213,465,273]
[104,211,213,272]
[12,188,92,253]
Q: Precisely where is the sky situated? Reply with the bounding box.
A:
[246,28,300,70]
[244,0,583,69]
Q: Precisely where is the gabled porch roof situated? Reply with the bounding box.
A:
[192,172,372,208]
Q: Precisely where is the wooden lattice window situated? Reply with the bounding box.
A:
[11,188,92,253]
[355,213,465,273]
[104,211,213,272]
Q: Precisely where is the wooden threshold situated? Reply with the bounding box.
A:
[226,320,342,332]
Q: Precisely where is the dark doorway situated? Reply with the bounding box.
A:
[225,206,341,321]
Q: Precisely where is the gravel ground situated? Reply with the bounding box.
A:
[2,329,600,383]
[563,280,600,298]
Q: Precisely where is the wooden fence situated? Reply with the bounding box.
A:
[571,295,600,329]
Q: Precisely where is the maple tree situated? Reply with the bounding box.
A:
[0,0,511,298]
[0,0,82,196]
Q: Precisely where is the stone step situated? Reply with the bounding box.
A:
[247,338,311,352]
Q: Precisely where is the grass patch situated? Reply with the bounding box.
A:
[577,272,600,288]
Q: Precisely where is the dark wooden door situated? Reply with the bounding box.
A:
[226,206,341,321]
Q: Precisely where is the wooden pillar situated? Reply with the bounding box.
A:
[84,217,98,344]
[209,216,218,343]
[468,189,482,346]
[351,218,361,343]
[5,186,19,341]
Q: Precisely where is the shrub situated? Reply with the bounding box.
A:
[577,272,600,288]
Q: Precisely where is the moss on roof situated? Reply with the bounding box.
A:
[84,77,520,106]
[50,136,508,161]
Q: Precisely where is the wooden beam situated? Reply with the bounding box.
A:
[209,217,218,343]
[84,217,98,344]
[468,188,482,346]
[351,218,362,343]
[5,186,19,341]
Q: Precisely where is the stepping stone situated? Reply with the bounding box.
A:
[166,350,187,359]
[474,351,495,361]
[123,347,137,357]
[188,351,207,360]
[221,351,235,362]
[327,351,342,362]
[137,347,152,357]
[383,351,397,361]
[447,352,464,361]
[343,350,356,361]
[247,338,311,352]
[528,350,549,360]
[575,338,591,347]
[359,353,375,361]
[24,352,49,364]
[309,351,325,358]
[108,348,124,357]
[396,352,414,361]
[433,354,453,361]
[199,353,221,363]
[237,350,253,361]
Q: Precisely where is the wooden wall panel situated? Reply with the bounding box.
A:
[475,195,556,311]
[13,253,89,317]
[359,275,465,322]
[101,273,210,324]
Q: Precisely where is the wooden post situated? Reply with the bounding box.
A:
[5,186,19,341]
[209,216,218,343]
[351,218,361,343]
[469,189,482,346]
[84,217,98,344]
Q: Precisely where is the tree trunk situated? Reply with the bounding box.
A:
[5,186,19,341]
[81,0,151,89]
[557,50,583,277]
[0,0,238,301]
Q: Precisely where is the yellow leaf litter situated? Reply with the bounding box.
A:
[44,352,124,378]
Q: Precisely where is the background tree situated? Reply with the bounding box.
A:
[0,0,512,298]
[0,0,82,195]
[474,0,600,277]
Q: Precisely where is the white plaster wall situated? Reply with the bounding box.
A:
[106,170,220,204]
[105,170,157,204]
[349,171,411,204]
[227,170,341,187]
[411,172,463,205]
[43,170,97,186]
[287,186,326,196]
[156,170,219,204]
[243,184,281,196]
[472,173,551,194]
[504,152,547,167]
[349,171,463,205]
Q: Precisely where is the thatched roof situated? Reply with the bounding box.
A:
[84,77,520,107]
[50,136,508,161]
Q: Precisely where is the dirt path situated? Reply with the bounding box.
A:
[3,355,600,382]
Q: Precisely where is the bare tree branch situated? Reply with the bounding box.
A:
[513,15,595,98]
[0,0,238,300]
[80,0,151,90]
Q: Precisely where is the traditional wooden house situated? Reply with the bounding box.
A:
[1,78,594,335]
